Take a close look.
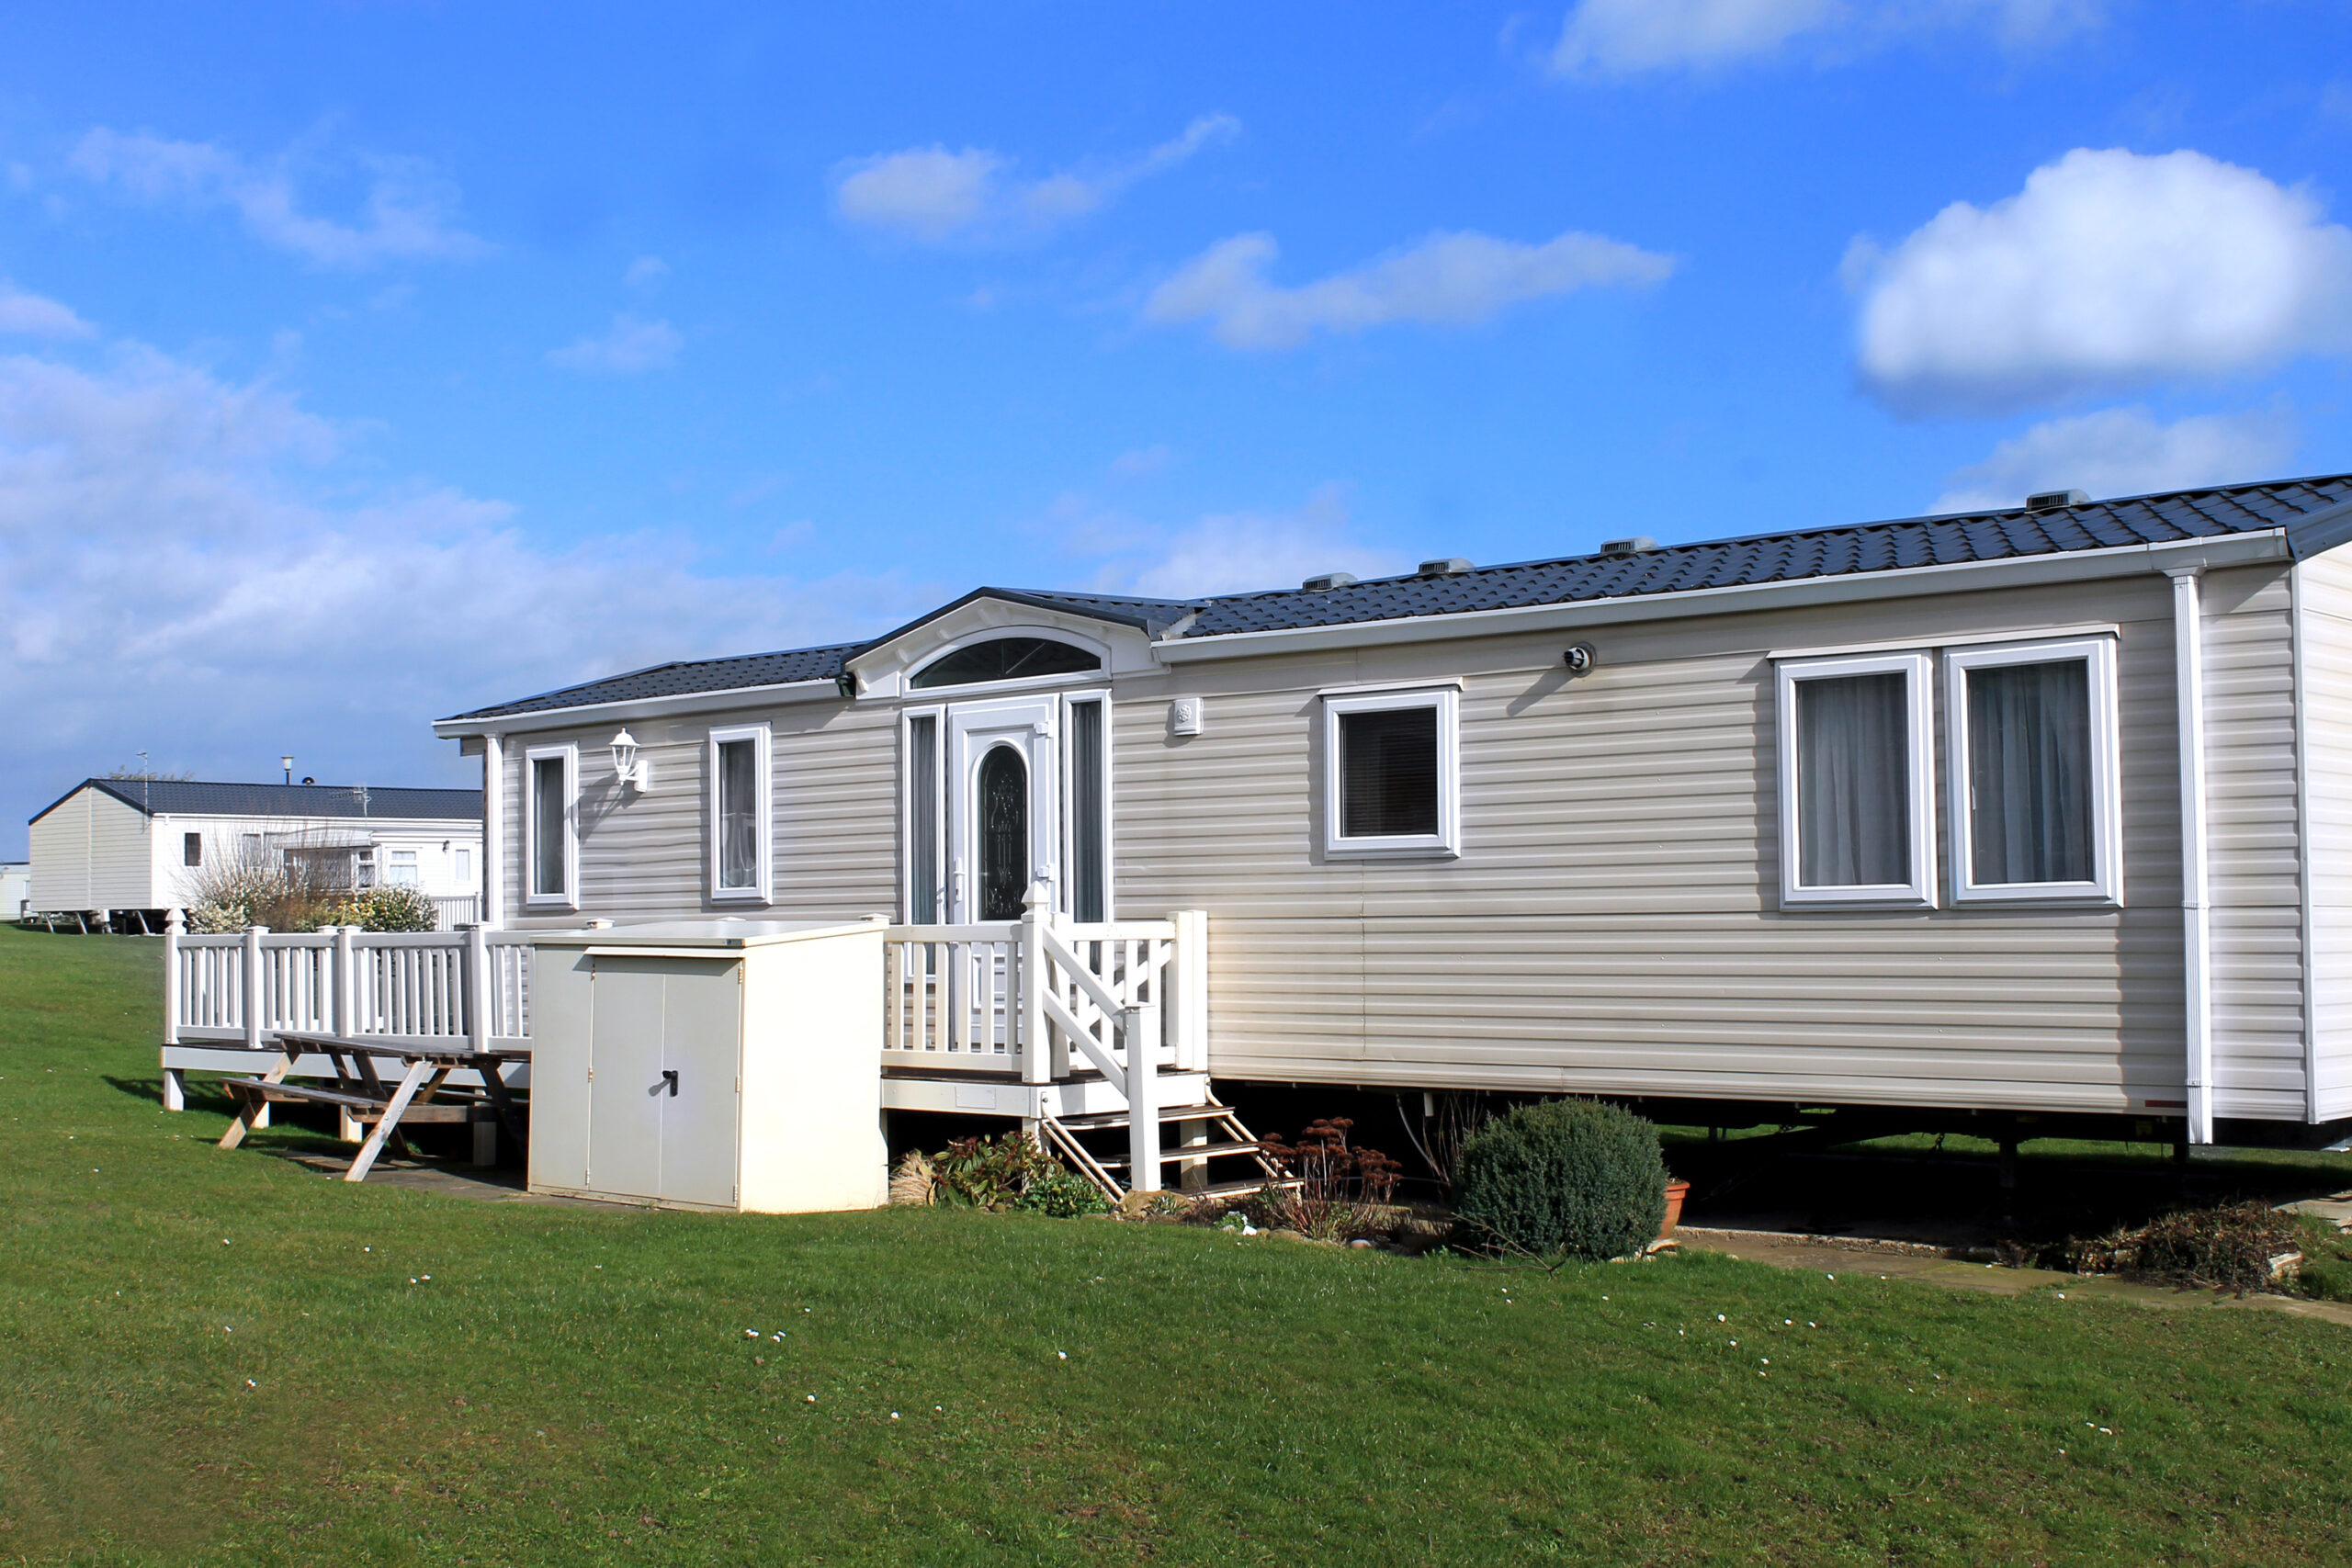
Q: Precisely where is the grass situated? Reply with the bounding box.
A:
[6,925,2352,1565]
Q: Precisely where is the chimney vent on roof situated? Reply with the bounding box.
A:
[1300,571,1358,591]
[1600,536,1657,557]
[2026,489,2090,512]
[1418,557,1472,578]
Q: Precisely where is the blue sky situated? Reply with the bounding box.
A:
[4,1,2351,848]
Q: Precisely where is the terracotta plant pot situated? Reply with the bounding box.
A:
[1659,1179,1690,1239]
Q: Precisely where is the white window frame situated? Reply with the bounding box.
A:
[1321,685,1461,861]
[707,722,774,905]
[385,848,420,887]
[900,705,946,925]
[1060,691,1114,922]
[1775,651,1937,908]
[1944,635,2120,905]
[524,743,580,910]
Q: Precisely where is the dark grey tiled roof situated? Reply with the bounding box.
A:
[1181,475,2352,637]
[445,643,865,722]
[36,780,481,825]
[440,475,2352,723]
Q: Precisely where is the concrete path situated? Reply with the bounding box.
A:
[1677,1224,2352,1328]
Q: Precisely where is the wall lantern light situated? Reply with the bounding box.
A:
[610,728,649,789]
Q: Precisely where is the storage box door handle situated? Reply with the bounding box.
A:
[661,1069,678,1097]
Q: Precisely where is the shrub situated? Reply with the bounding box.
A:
[929,1133,1060,1209]
[1254,1118,1405,1241]
[328,886,440,932]
[1452,1099,1668,1261]
[1013,1166,1111,1217]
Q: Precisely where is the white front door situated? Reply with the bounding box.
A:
[944,695,1060,924]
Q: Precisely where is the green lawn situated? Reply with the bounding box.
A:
[6,925,2352,1566]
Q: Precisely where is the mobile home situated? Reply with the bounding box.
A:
[431,476,2352,1156]
[32,779,484,931]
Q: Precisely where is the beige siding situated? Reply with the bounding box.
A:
[28,787,151,910]
[481,557,2324,1122]
[1114,571,2207,1114]
[2298,547,2352,1118]
[499,704,899,929]
[2202,567,2309,1120]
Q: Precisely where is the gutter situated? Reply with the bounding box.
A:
[433,677,842,739]
[2171,569,2214,1145]
[1149,530,2292,664]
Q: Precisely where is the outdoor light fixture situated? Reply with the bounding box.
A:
[609,729,648,789]
[281,754,295,783]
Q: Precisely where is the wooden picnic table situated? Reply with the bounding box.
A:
[216,1032,529,1182]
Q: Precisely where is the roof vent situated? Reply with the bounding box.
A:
[1300,571,1358,591]
[1600,536,1657,557]
[1417,557,1472,578]
[2027,489,2089,512]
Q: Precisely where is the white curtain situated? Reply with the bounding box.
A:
[1796,672,1910,887]
[718,739,760,889]
[1968,660,2091,885]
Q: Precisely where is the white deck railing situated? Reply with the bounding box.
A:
[164,920,531,1053]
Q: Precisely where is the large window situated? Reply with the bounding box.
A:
[1322,686,1460,860]
[525,744,578,908]
[1775,653,1936,907]
[1946,637,2118,903]
[708,723,772,903]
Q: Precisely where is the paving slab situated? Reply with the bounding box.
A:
[1677,1225,2352,1327]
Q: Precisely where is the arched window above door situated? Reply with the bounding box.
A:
[910,636,1101,689]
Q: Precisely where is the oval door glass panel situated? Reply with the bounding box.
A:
[978,744,1029,919]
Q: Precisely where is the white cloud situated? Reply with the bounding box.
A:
[1108,444,1171,480]
[69,129,487,268]
[832,113,1239,244]
[1111,484,1400,598]
[1931,405,2299,513]
[0,284,94,339]
[0,332,928,832]
[625,255,671,289]
[1852,148,2352,414]
[1552,0,2101,76]
[546,313,682,374]
[1144,228,1674,350]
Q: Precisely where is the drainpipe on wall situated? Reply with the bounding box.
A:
[482,733,505,931]
[2170,569,2213,1145]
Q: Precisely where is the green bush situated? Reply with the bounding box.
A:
[328,886,440,932]
[1012,1166,1112,1218]
[1452,1099,1668,1261]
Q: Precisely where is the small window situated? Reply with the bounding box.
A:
[240,832,263,863]
[910,637,1101,689]
[1775,652,1936,907]
[1946,637,2119,903]
[526,745,578,908]
[708,724,772,902]
[183,832,202,867]
[386,850,420,887]
[1066,696,1109,923]
[905,713,941,924]
[455,847,473,886]
[1321,687,1460,860]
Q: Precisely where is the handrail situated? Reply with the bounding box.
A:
[163,917,529,1055]
[1036,928,1125,1019]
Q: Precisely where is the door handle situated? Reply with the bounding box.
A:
[661,1069,678,1098]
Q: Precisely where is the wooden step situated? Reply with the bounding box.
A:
[1183,1178,1302,1199]
[1092,1140,1264,1168]
[1048,1104,1236,1131]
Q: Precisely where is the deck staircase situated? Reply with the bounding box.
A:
[1039,1092,1295,1201]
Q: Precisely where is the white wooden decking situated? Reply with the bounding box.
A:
[159,897,1216,1190]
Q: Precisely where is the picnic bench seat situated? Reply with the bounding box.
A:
[216,1032,528,1183]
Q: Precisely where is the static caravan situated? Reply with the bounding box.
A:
[30,779,485,931]
[434,475,2352,1176]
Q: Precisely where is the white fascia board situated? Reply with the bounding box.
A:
[431,679,841,739]
[1148,531,2292,665]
